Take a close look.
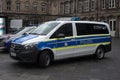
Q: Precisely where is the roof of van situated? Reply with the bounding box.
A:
[47,21,109,25]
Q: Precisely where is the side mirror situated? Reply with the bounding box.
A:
[23,32,28,35]
[57,33,65,38]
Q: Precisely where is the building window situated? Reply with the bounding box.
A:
[60,3,64,14]
[33,3,38,12]
[6,1,11,11]
[64,2,70,14]
[102,0,106,9]
[25,1,29,11]
[41,3,46,13]
[91,0,96,11]
[78,1,82,13]
[0,5,1,12]
[119,0,120,7]
[16,3,20,12]
[109,0,116,8]
[70,1,74,13]
[53,2,57,7]
[83,0,89,12]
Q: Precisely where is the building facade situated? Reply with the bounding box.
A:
[0,0,50,27]
[0,0,120,37]
[51,0,120,37]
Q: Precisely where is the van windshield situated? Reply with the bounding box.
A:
[30,22,60,35]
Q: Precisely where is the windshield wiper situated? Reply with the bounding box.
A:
[30,33,46,35]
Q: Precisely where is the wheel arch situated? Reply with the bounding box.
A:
[37,48,55,62]
[95,44,106,53]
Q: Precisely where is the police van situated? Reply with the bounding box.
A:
[10,21,111,67]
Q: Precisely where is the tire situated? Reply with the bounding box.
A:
[94,46,105,60]
[38,51,51,68]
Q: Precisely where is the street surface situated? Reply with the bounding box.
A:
[0,38,120,80]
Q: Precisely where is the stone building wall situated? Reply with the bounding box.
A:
[0,0,120,37]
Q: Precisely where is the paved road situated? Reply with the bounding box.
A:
[0,38,120,80]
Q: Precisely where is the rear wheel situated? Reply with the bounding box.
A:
[38,51,51,68]
[94,46,105,60]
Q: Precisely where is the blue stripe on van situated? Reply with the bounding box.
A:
[37,35,111,50]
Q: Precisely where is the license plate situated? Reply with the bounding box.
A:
[11,52,16,57]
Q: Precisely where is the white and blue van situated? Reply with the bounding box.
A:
[10,21,111,67]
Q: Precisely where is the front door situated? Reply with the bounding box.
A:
[109,19,116,37]
[50,23,76,59]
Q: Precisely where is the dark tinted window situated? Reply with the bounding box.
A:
[76,23,92,35]
[51,23,73,38]
[76,23,109,36]
[92,24,109,34]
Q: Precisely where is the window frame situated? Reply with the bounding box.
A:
[78,1,82,13]
[102,0,106,9]
[60,3,64,14]
[33,3,38,12]
[109,0,116,8]
[91,0,96,11]
[41,3,47,13]
[25,1,29,11]
[70,1,74,14]
[64,2,70,14]
[16,2,20,12]
[6,1,11,11]
[83,0,89,12]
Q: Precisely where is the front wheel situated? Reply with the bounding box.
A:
[38,51,51,68]
[94,46,105,60]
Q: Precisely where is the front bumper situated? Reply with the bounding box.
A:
[10,47,39,63]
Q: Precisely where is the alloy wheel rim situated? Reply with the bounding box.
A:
[45,54,50,66]
[97,49,104,58]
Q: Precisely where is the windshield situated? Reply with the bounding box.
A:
[10,27,24,34]
[30,22,60,35]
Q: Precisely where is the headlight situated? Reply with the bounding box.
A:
[24,43,37,49]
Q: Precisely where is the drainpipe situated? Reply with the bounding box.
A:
[117,17,120,38]
[0,0,2,15]
[96,0,99,21]
[74,0,77,17]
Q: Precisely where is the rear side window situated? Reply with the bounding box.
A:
[92,24,109,34]
[76,23,109,36]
